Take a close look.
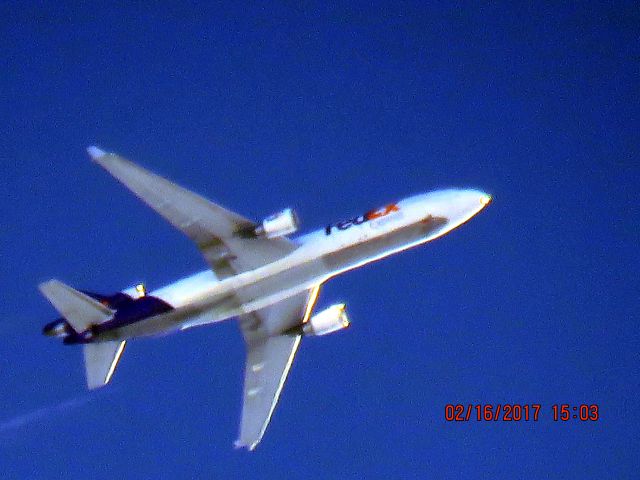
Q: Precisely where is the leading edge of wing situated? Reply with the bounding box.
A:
[235,287,320,450]
[86,146,297,278]
[234,334,301,451]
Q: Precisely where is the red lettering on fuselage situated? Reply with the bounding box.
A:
[325,204,399,235]
[365,204,399,220]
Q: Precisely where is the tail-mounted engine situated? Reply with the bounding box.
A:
[42,319,72,338]
[303,304,350,336]
[254,208,299,238]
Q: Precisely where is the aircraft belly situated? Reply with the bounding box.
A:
[233,259,327,305]
[101,259,329,340]
[322,217,448,274]
[98,218,446,342]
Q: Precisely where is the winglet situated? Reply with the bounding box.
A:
[87,146,107,160]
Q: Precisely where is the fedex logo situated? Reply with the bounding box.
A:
[325,204,399,235]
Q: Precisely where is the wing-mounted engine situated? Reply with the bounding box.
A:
[254,208,299,238]
[303,304,350,336]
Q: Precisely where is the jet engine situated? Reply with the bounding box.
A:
[255,208,299,238]
[303,304,350,336]
[42,319,71,338]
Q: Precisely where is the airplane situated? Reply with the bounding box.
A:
[40,146,492,450]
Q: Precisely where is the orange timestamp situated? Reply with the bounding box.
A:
[551,404,599,421]
[444,404,600,422]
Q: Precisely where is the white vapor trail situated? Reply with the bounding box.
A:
[0,394,95,434]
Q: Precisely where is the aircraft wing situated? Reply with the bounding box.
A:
[235,286,320,450]
[87,147,297,279]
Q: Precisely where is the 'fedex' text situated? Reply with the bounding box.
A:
[325,204,399,235]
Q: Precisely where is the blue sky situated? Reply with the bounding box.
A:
[1,2,638,478]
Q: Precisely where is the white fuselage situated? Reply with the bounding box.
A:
[108,189,491,340]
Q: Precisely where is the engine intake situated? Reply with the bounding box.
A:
[42,319,71,338]
[303,304,350,336]
[255,208,299,238]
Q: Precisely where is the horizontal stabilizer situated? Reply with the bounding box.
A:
[83,341,126,389]
[39,279,114,333]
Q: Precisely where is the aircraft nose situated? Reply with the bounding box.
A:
[453,189,492,219]
[459,190,492,210]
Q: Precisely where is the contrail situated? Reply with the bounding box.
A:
[0,394,97,434]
